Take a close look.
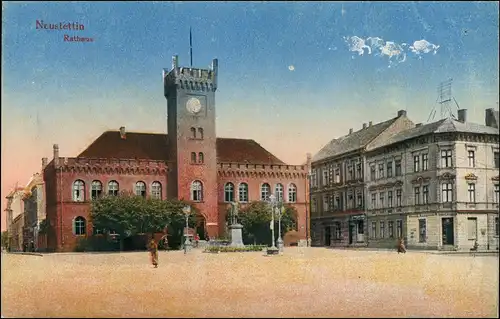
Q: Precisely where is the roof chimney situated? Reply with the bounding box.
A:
[369,121,373,127]
[362,123,367,129]
[119,126,126,139]
[53,144,59,165]
[485,108,499,128]
[42,157,48,170]
[457,109,467,123]
[397,110,407,117]
[349,128,353,135]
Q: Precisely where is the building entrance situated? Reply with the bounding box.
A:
[441,217,454,245]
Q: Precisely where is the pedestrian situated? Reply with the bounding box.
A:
[163,236,168,251]
[194,233,200,248]
[397,237,406,254]
[147,239,159,268]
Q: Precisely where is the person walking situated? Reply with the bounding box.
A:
[163,236,168,251]
[194,233,200,248]
[148,239,159,268]
[397,237,406,254]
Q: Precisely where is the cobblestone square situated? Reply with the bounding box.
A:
[1,248,498,318]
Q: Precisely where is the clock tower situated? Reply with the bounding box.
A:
[164,55,219,238]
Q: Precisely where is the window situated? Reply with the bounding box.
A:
[91,180,102,200]
[312,198,317,213]
[73,180,85,202]
[356,192,363,208]
[108,180,119,196]
[198,128,204,139]
[347,164,353,181]
[495,152,500,168]
[380,221,385,238]
[335,195,341,210]
[322,169,329,186]
[323,195,329,212]
[371,222,377,239]
[441,183,453,202]
[395,159,402,176]
[348,193,354,209]
[151,181,162,200]
[198,152,204,164]
[238,183,248,202]
[261,183,271,201]
[191,152,197,163]
[388,191,393,208]
[467,217,477,240]
[370,165,376,180]
[379,192,385,208]
[388,221,394,238]
[275,183,284,202]
[135,181,146,197]
[224,183,234,202]
[328,193,334,210]
[191,180,203,202]
[334,222,342,240]
[496,217,499,236]
[468,150,475,167]
[311,170,318,188]
[190,127,196,139]
[334,168,340,183]
[495,184,499,203]
[74,216,86,235]
[371,193,376,209]
[396,189,402,207]
[396,220,402,238]
[441,150,453,168]
[414,155,420,172]
[387,161,393,178]
[422,185,429,204]
[468,183,476,203]
[414,186,420,205]
[422,154,428,171]
[378,163,384,179]
[418,219,426,243]
[356,163,362,179]
[288,184,297,203]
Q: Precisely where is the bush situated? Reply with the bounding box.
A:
[204,245,267,253]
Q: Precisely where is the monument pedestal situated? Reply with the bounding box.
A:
[229,223,245,247]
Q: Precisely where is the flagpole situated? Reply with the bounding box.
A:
[190,27,193,67]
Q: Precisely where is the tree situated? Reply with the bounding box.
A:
[233,201,297,245]
[1,231,9,250]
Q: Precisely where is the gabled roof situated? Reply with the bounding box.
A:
[366,117,500,151]
[312,117,399,162]
[77,131,286,165]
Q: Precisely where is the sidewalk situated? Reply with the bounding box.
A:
[325,246,499,255]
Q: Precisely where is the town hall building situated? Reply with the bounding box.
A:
[42,55,309,252]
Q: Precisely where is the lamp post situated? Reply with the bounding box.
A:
[276,201,284,253]
[182,205,191,254]
[268,194,277,250]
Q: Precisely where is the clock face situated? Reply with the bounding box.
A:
[186,97,202,114]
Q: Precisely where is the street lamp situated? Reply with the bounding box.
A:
[268,194,277,250]
[182,205,191,254]
[276,201,285,253]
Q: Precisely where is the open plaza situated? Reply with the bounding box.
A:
[1,247,498,318]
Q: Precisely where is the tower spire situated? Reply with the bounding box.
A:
[189,27,193,67]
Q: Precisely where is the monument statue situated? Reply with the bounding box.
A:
[228,201,244,248]
[230,202,239,225]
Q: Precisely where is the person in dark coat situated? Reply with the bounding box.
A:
[397,237,406,254]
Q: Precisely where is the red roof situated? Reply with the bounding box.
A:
[77,131,286,165]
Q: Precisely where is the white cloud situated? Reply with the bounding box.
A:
[409,39,440,55]
[343,36,440,67]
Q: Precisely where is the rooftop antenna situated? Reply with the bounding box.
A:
[428,78,458,122]
[189,27,193,67]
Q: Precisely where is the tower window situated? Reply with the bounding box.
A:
[191,180,203,202]
[198,152,204,164]
[224,182,235,202]
[191,152,197,163]
[198,128,204,139]
[135,181,146,198]
[190,127,196,139]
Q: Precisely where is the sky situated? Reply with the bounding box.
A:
[1,1,499,230]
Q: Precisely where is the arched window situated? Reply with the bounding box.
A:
[73,180,85,202]
[91,180,103,200]
[151,181,162,200]
[261,183,271,201]
[191,152,197,163]
[288,183,297,203]
[199,152,204,164]
[224,182,234,202]
[198,128,204,139]
[275,183,284,202]
[191,180,203,202]
[108,180,119,196]
[73,216,86,235]
[238,183,249,203]
[135,181,146,197]
[190,127,196,139]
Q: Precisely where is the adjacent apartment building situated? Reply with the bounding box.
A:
[5,187,26,251]
[309,110,415,247]
[22,170,46,251]
[364,108,499,251]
